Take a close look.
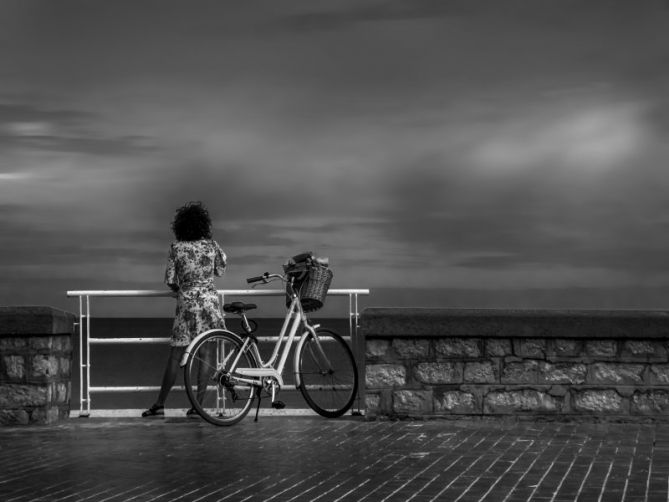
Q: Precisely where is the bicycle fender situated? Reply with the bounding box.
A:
[179,329,245,367]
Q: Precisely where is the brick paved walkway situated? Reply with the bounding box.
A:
[2,416,669,501]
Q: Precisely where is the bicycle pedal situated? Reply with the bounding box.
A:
[271,400,285,410]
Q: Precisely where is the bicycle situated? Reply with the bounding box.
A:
[179,255,359,426]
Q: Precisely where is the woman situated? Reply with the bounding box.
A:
[142,201,226,418]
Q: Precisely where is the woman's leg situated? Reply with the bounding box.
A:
[155,346,184,406]
[196,341,214,405]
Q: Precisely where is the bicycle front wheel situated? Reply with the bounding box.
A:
[297,328,358,418]
[184,330,257,426]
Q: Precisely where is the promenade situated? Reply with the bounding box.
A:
[2,415,669,501]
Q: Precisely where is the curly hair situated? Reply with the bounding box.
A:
[171,202,213,241]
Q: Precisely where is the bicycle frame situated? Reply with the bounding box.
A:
[179,281,326,393]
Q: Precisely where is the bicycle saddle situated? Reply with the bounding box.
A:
[223,302,257,314]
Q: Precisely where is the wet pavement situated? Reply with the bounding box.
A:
[2,415,669,501]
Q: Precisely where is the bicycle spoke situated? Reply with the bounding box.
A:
[297,328,358,418]
[184,330,257,426]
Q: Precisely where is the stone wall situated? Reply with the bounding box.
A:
[0,306,75,425]
[362,308,669,420]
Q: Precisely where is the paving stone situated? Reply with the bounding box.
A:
[0,417,668,501]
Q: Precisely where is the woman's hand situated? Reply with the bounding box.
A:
[168,284,179,298]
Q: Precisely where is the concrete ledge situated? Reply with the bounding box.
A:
[0,306,76,336]
[362,308,669,338]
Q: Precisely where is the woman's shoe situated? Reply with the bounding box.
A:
[186,408,199,419]
[141,404,164,418]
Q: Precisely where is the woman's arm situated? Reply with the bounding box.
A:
[165,243,179,295]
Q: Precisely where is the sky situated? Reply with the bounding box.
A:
[2,0,669,317]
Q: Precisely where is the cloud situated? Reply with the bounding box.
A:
[3,1,669,314]
[0,103,90,124]
[0,102,159,156]
[467,102,649,172]
[282,0,468,31]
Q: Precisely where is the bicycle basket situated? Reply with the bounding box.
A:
[288,265,333,312]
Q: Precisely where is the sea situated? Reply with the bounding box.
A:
[72,317,354,414]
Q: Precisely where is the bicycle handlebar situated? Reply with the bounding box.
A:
[246,274,268,284]
[246,272,285,284]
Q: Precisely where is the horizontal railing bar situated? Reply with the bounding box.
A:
[90,386,186,392]
[67,289,369,297]
[89,385,338,393]
[89,336,351,344]
[90,338,170,344]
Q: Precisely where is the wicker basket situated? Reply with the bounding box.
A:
[289,265,333,312]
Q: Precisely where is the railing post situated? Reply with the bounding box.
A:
[349,293,364,416]
[78,295,87,417]
[86,295,91,417]
[78,295,92,417]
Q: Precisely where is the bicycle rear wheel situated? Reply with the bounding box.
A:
[297,328,358,418]
[184,330,257,426]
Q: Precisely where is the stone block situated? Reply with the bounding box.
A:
[366,364,406,388]
[54,335,73,352]
[650,365,669,385]
[59,358,71,376]
[464,361,498,383]
[539,362,587,384]
[484,389,560,414]
[572,389,625,413]
[30,407,61,424]
[586,340,617,358]
[29,336,54,351]
[435,391,478,414]
[0,409,30,425]
[548,385,569,397]
[632,391,669,415]
[3,355,25,380]
[486,339,512,357]
[550,339,582,357]
[513,339,546,358]
[588,363,644,385]
[501,360,539,384]
[393,390,433,414]
[392,339,429,359]
[0,336,27,351]
[366,340,390,359]
[414,362,463,384]
[364,393,381,412]
[31,355,59,378]
[621,340,668,361]
[0,384,48,408]
[56,383,69,404]
[434,338,481,358]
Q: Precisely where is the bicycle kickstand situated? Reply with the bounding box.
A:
[254,386,262,422]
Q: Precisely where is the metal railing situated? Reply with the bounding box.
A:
[66,289,369,417]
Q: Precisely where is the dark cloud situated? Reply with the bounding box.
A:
[646,99,669,134]
[0,102,159,156]
[0,223,165,269]
[0,133,159,156]
[3,1,669,314]
[283,0,468,31]
[0,103,91,124]
[222,224,299,248]
[374,153,669,276]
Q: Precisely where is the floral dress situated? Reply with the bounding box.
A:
[164,239,227,347]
